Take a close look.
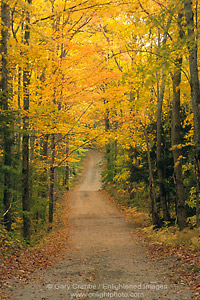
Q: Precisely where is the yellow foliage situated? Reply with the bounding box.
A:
[122,207,152,228]
[114,169,130,184]
[142,226,200,250]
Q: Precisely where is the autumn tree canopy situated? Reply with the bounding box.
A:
[0,0,200,239]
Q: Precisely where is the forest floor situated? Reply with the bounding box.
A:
[0,150,199,299]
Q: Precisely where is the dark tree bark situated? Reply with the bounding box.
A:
[156,73,170,221]
[171,12,187,230]
[1,1,12,231]
[171,58,187,230]
[104,98,111,172]
[22,0,32,241]
[184,0,200,199]
[144,126,161,228]
[64,164,70,190]
[195,163,200,227]
[49,134,55,225]
[156,18,172,222]
[16,67,22,155]
[40,134,48,198]
[63,139,69,190]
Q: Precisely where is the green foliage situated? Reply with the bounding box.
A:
[0,225,23,254]
[102,100,199,229]
[102,149,117,185]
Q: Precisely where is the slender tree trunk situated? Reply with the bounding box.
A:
[40,134,48,198]
[195,163,200,227]
[49,134,55,225]
[29,135,35,200]
[184,0,200,195]
[156,19,171,221]
[144,126,161,228]
[114,138,117,177]
[22,0,32,241]
[1,1,12,231]
[64,139,69,190]
[17,67,22,155]
[104,98,111,173]
[157,75,170,221]
[128,145,137,200]
[64,164,70,190]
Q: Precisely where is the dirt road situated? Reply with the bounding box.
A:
[4,150,195,299]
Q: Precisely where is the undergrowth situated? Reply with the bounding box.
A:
[106,183,200,250]
[0,151,87,256]
[141,226,200,250]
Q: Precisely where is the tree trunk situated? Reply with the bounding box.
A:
[171,57,187,230]
[144,126,161,228]
[49,134,55,225]
[171,12,187,230]
[40,134,48,198]
[156,19,171,221]
[17,67,22,155]
[64,165,70,190]
[156,76,170,221]
[104,98,111,174]
[22,0,32,241]
[184,0,200,196]
[195,163,200,227]
[1,1,12,231]
[63,139,69,190]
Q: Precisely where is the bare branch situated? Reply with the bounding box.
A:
[32,1,114,25]
[2,203,12,217]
